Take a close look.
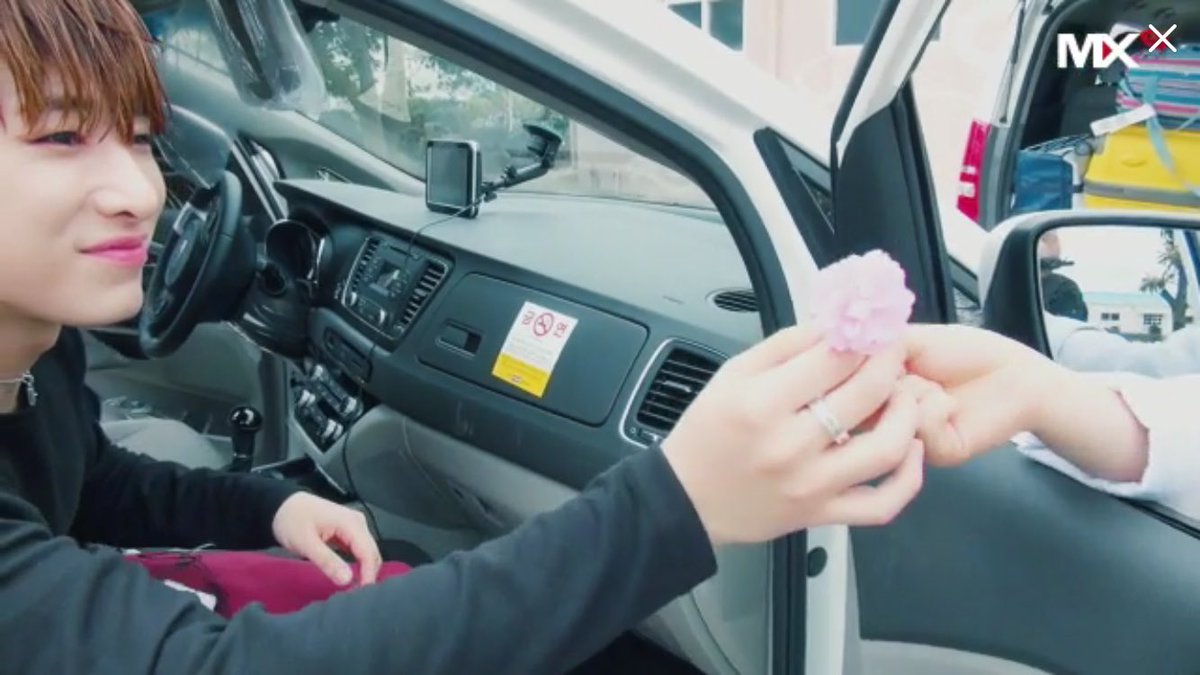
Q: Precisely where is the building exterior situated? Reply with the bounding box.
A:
[1083,291,1175,339]
[661,0,1019,216]
[546,0,1023,254]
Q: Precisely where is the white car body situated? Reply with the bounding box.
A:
[441,1,952,671]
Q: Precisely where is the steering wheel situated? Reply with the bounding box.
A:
[139,170,256,358]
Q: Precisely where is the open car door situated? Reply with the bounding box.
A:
[826,0,954,323]
[830,2,1200,674]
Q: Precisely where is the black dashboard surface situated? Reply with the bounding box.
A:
[276,179,764,487]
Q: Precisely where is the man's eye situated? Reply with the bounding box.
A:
[34,131,85,146]
[132,133,155,147]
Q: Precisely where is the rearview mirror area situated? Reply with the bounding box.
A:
[982,211,1200,378]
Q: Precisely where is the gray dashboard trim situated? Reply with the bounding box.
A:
[617,338,730,450]
[338,236,373,310]
[860,641,1053,675]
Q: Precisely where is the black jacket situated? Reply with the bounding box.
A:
[0,329,717,674]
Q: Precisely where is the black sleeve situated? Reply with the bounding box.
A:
[60,331,299,550]
[71,428,300,550]
[4,446,718,675]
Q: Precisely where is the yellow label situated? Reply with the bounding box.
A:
[491,353,551,398]
[492,301,579,398]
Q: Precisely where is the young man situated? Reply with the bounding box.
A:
[0,1,927,673]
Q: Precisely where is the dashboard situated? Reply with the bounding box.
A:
[262,178,763,489]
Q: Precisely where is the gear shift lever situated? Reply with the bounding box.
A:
[228,405,262,473]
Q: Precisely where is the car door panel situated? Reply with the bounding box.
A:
[785,2,954,673]
[854,447,1200,674]
[859,641,1053,675]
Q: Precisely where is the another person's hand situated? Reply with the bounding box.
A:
[272,493,383,587]
[903,324,1149,483]
[901,324,1051,466]
[661,326,924,546]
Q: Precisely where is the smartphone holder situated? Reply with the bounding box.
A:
[479,123,563,202]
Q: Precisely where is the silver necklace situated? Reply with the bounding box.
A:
[0,372,36,408]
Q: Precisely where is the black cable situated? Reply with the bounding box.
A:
[394,195,486,289]
[336,381,382,543]
[337,197,485,547]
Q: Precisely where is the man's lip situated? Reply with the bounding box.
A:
[83,236,149,253]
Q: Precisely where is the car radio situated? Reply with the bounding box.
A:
[291,361,363,450]
[340,236,450,340]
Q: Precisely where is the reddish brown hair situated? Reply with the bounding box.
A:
[0,0,168,140]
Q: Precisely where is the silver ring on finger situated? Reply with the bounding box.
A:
[808,395,850,446]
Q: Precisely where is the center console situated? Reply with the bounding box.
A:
[293,233,451,452]
[339,236,451,342]
[290,359,365,450]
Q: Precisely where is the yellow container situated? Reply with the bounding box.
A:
[1083,124,1200,213]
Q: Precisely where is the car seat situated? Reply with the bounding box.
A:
[103,417,228,470]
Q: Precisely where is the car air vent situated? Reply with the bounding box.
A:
[712,288,758,312]
[347,238,381,297]
[632,347,721,441]
[396,260,448,332]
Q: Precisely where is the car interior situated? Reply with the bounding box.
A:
[105,1,777,672]
[96,0,1200,673]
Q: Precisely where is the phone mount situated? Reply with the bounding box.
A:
[480,123,563,202]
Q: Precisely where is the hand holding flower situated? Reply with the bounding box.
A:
[810,250,916,355]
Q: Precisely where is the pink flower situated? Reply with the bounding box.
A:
[810,250,915,355]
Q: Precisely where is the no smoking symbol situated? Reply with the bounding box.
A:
[533,312,555,337]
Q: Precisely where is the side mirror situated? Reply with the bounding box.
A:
[983,210,1200,375]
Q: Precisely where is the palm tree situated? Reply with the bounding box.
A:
[1139,228,1190,331]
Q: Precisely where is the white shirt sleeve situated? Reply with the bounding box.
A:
[1015,371,1200,520]
[1043,313,1098,360]
[1048,314,1200,377]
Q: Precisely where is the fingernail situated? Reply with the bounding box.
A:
[337,568,353,585]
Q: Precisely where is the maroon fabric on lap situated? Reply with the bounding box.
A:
[127,550,411,618]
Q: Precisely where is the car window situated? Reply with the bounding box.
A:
[291,5,713,209]
[155,1,229,74]
[153,1,713,209]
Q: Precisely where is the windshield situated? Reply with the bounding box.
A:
[300,12,710,208]
[157,0,712,209]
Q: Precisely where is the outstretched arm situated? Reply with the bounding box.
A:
[1021,368,1148,483]
[904,324,1148,482]
[4,446,717,675]
[1014,371,1200,515]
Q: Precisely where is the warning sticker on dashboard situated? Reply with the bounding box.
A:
[491,301,578,398]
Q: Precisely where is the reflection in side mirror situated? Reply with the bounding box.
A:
[1038,225,1195,342]
[981,212,1200,378]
